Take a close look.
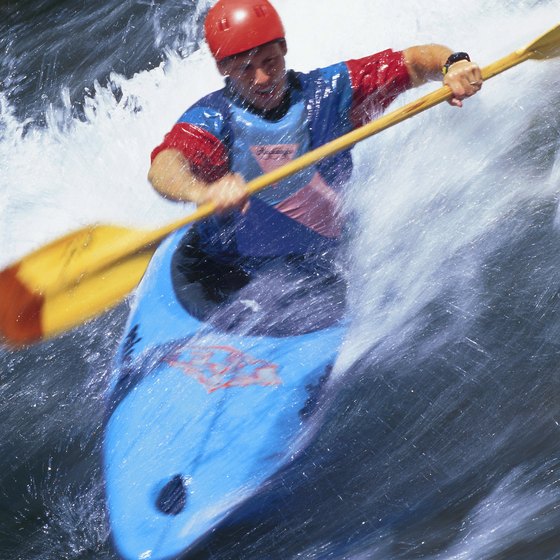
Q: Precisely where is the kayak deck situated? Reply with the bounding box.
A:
[103,227,346,559]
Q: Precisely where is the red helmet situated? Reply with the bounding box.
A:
[204,0,285,62]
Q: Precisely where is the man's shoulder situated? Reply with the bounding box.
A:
[292,62,353,111]
[190,87,229,111]
[176,87,230,128]
[293,61,350,88]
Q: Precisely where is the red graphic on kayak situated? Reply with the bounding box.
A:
[166,345,281,392]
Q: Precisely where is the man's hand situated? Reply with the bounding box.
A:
[403,45,483,108]
[200,173,251,214]
[443,59,483,107]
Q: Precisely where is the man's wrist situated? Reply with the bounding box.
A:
[442,52,471,75]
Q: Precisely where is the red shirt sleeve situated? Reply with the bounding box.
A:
[345,49,412,127]
[150,122,230,183]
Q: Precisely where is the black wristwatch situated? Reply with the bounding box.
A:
[442,52,471,75]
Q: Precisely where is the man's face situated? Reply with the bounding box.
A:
[218,40,288,111]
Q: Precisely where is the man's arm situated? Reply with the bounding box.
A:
[403,44,482,107]
[148,149,250,213]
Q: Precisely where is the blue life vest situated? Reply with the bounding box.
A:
[179,66,356,261]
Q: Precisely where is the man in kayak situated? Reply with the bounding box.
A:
[148,0,482,334]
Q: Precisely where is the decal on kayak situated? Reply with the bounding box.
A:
[165,344,281,393]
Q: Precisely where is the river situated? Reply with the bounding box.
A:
[1,0,560,558]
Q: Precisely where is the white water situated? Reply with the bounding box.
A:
[2,2,558,267]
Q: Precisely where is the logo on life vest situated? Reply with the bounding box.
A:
[250,144,299,173]
[165,344,281,393]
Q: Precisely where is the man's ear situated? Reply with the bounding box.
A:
[216,59,229,77]
[279,39,288,56]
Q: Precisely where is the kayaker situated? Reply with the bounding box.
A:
[147,0,483,334]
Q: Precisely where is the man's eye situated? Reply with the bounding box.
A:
[234,63,251,73]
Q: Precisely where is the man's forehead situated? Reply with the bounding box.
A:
[227,41,283,64]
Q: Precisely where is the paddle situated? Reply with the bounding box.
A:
[1,23,559,346]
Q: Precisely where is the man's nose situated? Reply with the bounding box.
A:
[254,67,270,86]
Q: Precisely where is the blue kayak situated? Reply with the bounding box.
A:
[103,225,346,560]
